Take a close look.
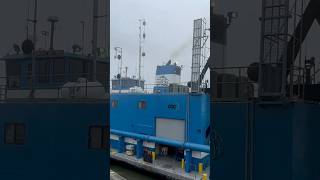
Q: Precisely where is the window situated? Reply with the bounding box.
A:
[7,62,21,88]
[96,62,107,87]
[88,125,108,150]
[38,60,50,83]
[69,59,85,81]
[4,123,25,145]
[27,64,32,86]
[111,100,118,108]
[82,61,92,79]
[53,59,65,82]
[138,101,147,109]
[5,124,15,144]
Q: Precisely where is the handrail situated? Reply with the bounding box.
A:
[0,73,108,101]
[111,129,210,153]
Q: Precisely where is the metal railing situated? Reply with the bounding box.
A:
[210,66,257,101]
[110,66,256,100]
[111,129,210,177]
[111,81,191,94]
[0,72,108,101]
[110,64,320,101]
[210,64,320,101]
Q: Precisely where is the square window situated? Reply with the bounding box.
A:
[102,127,108,149]
[15,124,25,145]
[111,100,118,108]
[138,101,147,109]
[88,125,108,150]
[89,126,102,149]
[4,124,15,144]
[4,123,25,145]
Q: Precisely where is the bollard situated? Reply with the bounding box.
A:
[136,140,143,159]
[185,149,192,173]
[202,173,207,180]
[198,163,203,175]
[152,151,156,162]
[118,136,125,153]
[181,159,185,170]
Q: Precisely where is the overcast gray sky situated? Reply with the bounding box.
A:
[1,0,320,85]
[110,0,320,85]
[111,0,210,84]
[0,0,109,56]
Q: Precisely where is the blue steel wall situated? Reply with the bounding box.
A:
[255,103,320,180]
[0,102,108,180]
[300,103,320,180]
[254,102,320,180]
[211,101,320,180]
[253,103,294,180]
[211,102,248,179]
[111,93,210,145]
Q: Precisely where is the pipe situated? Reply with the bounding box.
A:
[111,129,210,153]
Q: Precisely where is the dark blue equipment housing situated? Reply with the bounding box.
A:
[0,102,109,180]
[211,101,320,180]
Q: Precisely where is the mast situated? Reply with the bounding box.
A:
[92,0,98,81]
[138,19,146,87]
[80,21,85,55]
[31,0,38,95]
[138,20,142,81]
[48,16,59,50]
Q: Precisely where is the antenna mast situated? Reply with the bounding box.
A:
[32,0,37,50]
[30,0,38,96]
[26,0,31,39]
[92,0,98,81]
[48,16,59,50]
[80,21,85,55]
[138,19,146,84]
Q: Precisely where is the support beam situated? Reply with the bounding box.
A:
[287,0,320,69]
[199,56,213,84]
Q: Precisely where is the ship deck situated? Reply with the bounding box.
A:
[110,170,126,180]
[111,149,209,180]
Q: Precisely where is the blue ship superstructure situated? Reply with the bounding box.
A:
[110,93,210,171]
[153,60,187,93]
[107,1,320,178]
[110,60,210,176]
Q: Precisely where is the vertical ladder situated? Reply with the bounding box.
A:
[259,0,290,98]
[191,19,204,92]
